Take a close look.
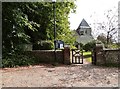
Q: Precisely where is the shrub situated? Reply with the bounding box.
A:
[83,41,96,52]
[40,41,54,50]
[70,45,77,49]
[74,42,83,50]
[2,52,36,68]
[107,43,120,49]
[33,41,54,50]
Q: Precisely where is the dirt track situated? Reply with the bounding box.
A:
[1,60,119,87]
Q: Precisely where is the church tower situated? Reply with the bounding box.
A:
[75,19,94,45]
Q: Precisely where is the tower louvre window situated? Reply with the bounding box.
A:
[85,30,87,34]
[80,31,84,35]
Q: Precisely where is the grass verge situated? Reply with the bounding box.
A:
[83,51,92,62]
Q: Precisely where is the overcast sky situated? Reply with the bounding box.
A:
[69,0,119,30]
[68,0,119,40]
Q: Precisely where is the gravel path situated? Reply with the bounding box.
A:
[1,59,119,87]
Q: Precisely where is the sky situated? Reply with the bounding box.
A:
[68,0,119,40]
[69,0,119,30]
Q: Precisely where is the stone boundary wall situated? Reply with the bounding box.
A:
[31,50,64,63]
[92,44,120,66]
[103,49,119,64]
[27,47,71,64]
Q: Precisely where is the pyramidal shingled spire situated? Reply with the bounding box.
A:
[78,19,90,28]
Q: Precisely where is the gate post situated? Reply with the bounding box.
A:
[63,47,71,65]
[95,43,103,65]
[92,43,103,65]
[92,47,96,65]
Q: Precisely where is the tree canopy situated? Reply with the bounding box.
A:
[2,2,76,54]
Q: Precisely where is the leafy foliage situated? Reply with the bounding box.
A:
[2,52,36,68]
[107,43,120,49]
[2,2,76,67]
[83,41,96,52]
[33,41,54,50]
[2,2,76,53]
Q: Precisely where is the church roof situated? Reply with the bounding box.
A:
[76,19,91,35]
[78,19,90,28]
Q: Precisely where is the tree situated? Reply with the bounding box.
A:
[90,7,118,44]
[103,9,118,44]
[97,33,107,44]
[2,2,76,54]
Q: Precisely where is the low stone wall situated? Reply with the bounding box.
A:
[25,47,71,64]
[103,49,119,64]
[92,44,120,66]
[31,50,64,63]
